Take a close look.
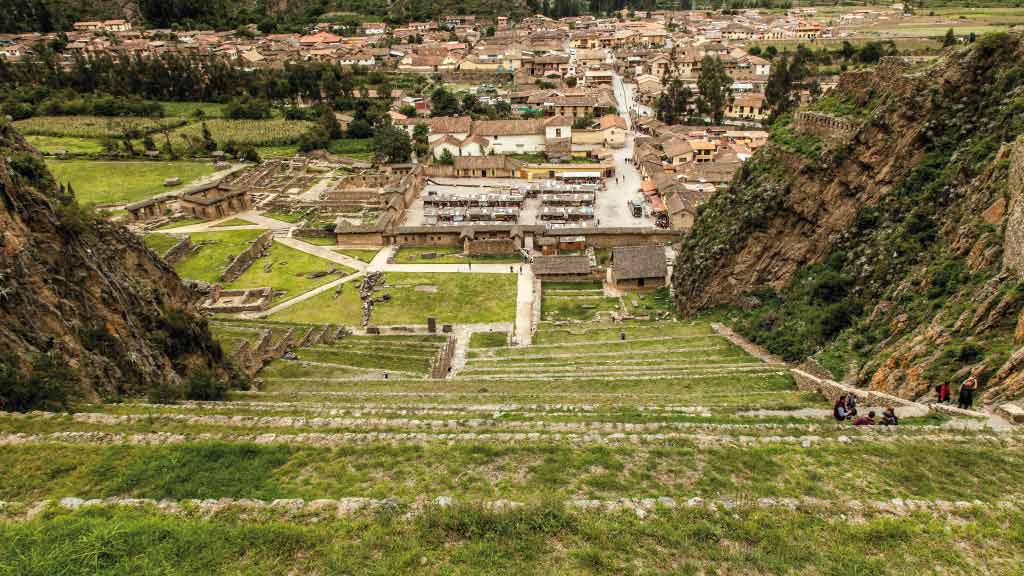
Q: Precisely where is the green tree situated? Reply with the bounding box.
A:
[318,107,343,140]
[765,54,795,118]
[347,118,373,139]
[201,122,217,152]
[431,87,461,116]
[656,73,692,125]
[943,28,957,47]
[696,55,733,124]
[412,123,430,157]
[373,123,413,163]
[438,148,455,165]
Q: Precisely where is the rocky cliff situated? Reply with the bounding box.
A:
[674,34,1024,405]
[0,122,237,409]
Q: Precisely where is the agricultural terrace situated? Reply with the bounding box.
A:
[270,272,518,325]
[4,306,1024,573]
[45,160,215,206]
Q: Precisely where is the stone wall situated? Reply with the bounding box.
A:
[430,335,457,379]
[1004,136,1024,277]
[294,227,336,241]
[220,230,274,283]
[466,238,518,256]
[793,111,856,144]
[162,236,193,265]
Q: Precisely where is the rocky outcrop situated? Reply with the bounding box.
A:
[1004,136,1024,277]
[0,121,238,406]
[673,35,1024,404]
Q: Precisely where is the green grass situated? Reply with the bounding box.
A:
[211,217,257,227]
[142,233,182,255]
[156,218,205,230]
[45,160,215,206]
[326,138,374,156]
[173,229,267,284]
[224,241,353,303]
[335,249,380,262]
[271,272,517,325]
[469,331,508,348]
[158,101,225,118]
[256,144,300,158]
[3,504,1023,575]
[394,247,523,264]
[170,119,313,149]
[24,135,104,155]
[541,282,620,321]
[297,236,339,246]
[262,210,309,224]
[14,116,185,139]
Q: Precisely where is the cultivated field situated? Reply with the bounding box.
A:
[14,116,185,139]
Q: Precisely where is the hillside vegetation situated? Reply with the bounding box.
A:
[0,121,240,410]
[674,33,1024,405]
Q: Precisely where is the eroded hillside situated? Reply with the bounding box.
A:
[0,122,238,409]
[674,33,1024,405]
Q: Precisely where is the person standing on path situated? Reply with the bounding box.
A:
[958,375,978,410]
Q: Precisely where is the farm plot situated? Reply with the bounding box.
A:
[170,119,314,149]
[14,116,185,139]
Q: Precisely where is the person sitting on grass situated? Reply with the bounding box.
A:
[881,406,899,426]
[833,395,849,421]
[852,411,877,426]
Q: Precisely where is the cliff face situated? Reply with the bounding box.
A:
[0,122,235,407]
[674,34,1024,404]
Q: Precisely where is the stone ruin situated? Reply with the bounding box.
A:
[793,111,857,145]
[358,271,390,327]
[201,286,273,313]
[220,230,275,283]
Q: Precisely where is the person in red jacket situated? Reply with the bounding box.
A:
[936,382,951,404]
[852,411,876,426]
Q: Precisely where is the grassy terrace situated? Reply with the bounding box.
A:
[271,272,517,325]
[6,315,1022,572]
[169,230,351,302]
[45,160,215,205]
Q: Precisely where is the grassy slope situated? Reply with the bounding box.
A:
[45,160,215,205]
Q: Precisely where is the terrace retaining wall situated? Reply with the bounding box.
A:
[220,230,275,283]
[162,236,194,265]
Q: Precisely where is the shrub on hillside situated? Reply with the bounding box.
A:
[185,369,229,401]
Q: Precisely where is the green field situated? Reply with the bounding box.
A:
[24,135,104,155]
[271,272,517,325]
[170,119,313,149]
[336,249,381,262]
[171,229,349,300]
[142,233,183,255]
[45,160,215,206]
[14,116,184,139]
[158,101,226,118]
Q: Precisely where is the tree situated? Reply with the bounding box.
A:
[201,122,217,152]
[857,42,884,64]
[656,74,692,125]
[696,55,733,124]
[347,118,373,139]
[431,87,461,116]
[943,28,957,47]
[461,92,480,115]
[318,107,343,140]
[373,123,413,163]
[412,123,430,157]
[438,148,455,165]
[765,54,795,118]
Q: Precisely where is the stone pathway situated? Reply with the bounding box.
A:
[449,323,513,376]
[514,266,536,346]
[275,237,368,271]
